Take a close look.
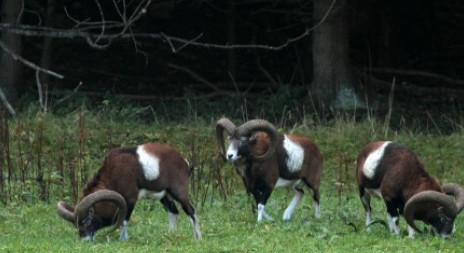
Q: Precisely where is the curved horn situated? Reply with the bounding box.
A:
[237,119,279,162]
[76,190,127,234]
[56,201,76,223]
[404,190,457,233]
[216,118,237,158]
[442,183,464,214]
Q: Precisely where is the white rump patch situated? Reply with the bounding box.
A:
[283,135,304,172]
[138,189,166,200]
[137,145,160,181]
[362,142,391,179]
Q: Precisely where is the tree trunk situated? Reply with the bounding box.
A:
[0,0,23,103]
[311,0,360,109]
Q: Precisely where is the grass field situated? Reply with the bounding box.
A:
[0,110,463,252]
[1,191,464,252]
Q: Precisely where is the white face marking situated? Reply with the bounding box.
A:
[363,142,391,179]
[138,189,166,200]
[365,188,383,198]
[137,145,160,181]
[283,135,304,172]
[226,142,241,161]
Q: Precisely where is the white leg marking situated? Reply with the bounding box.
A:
[387,214,400,235]
[283,189,303,221]
[275,178,298,188]
[82,235,93,242]
[361,194,371,231]
[262,210,273,221]
[365,211,372,232]
[283,135,304,172]
[314,202,321,219]
[362,142,391,179]
[189,214,202,239]
[120,220,128,241]
[168,212,178,232]
[137,145,160,181]
[138,189,166,200]
[257,203,265,222]
[407,225,415,239]
[365,188,382,199]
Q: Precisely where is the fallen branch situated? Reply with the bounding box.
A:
[367,67,464,87]
[49,89,251,101]
[167,63,220,92]
[364,73,464,101]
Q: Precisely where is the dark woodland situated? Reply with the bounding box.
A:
[1,0,464,121]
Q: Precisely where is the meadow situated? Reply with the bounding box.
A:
[0,103,463,252]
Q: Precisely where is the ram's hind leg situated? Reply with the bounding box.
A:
[303,178,321,219]
[160,197,179,232]
[283,183,304,221]
[359,187,372,231]
[169,188,202,239]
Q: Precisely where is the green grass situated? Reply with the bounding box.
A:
[0,109,463,252]
[1,191,464,252]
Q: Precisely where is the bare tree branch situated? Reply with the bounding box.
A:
[35,70,46,111]
[0,0,335,52]
[0,39,63,79]
[0,87,16,116]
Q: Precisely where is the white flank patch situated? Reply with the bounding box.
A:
[137,145,160,181]
[138,189,166,200]
[283,135,304,173]
[362,141,391,179]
